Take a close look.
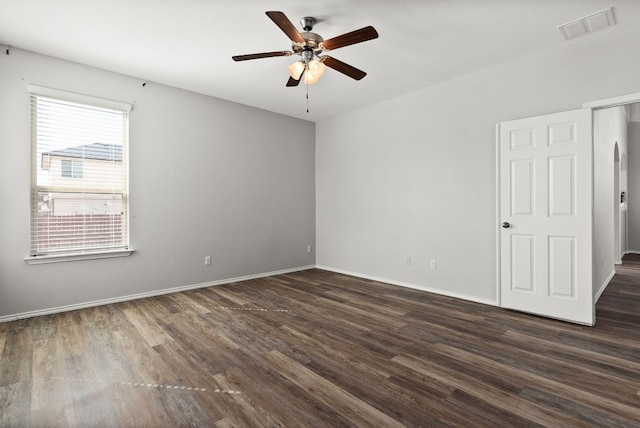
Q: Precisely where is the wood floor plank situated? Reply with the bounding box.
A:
[502,329,640,380]
[0,325,6,358]
[211,372,285,428]
[442,388,544,428]
[0,382,32,426]
[221,359,351,427]
[162,314,244,373]
[431,343,640,424]
[111,327,177,385]
[263,349,406,428]
[30,337,66,412]
[0,326,33,386]
[63,356,121,426]
[278,324,394,380]
[403,311,640,407]
[391,353,583,427]
[301,349,459,426]
[517,386,636,428]
[30,404,76,427]
[168,292,212,314]
[122,306,174,348]
[208,285,254,307]
[141,386,211,427]
[56,311,89,359]
[106,386,164,427]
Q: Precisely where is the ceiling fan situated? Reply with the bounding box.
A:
[232,11,379,86]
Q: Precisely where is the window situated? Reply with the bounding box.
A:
[28,86,131,260]
[61,159,84,178]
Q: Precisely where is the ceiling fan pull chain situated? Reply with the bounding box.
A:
[306,82,310,113]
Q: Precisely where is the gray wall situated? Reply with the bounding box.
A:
[0,48,316,319]
[316,20,640,303]
[3,15,640,320]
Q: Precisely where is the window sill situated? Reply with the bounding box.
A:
[24,249,134,265]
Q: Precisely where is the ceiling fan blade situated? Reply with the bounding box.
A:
[321,56,367,80]
[232,51,293,61]
[286,76,301,87]
[266,11,305,44]
[322,26,378,51]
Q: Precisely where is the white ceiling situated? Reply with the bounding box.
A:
[2,0,640,122]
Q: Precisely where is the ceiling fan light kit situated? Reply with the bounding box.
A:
[286,49,326,84]
[287,61,305,80]
[304,60,326,84]
[232,11,378,87]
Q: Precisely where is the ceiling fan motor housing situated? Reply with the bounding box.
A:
[292,31,325,56]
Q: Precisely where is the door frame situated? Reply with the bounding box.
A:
[495,91,640,316]
[614,143,621,264]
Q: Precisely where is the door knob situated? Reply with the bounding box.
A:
[502,222,510,229]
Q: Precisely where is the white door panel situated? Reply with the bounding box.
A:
[499,109,593,325]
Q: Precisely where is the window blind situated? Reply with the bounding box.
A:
[29,89,130,256]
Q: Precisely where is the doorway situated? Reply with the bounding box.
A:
[591,101,640,302]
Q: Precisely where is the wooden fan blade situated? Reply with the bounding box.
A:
[232,51,292,61]
[322,26,378,51]
[286,76,301,87]
[321,56,367,80]
[266,11,305,44]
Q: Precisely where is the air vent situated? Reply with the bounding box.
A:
[558,7,615,40]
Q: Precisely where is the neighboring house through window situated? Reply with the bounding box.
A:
[28,86,131,258]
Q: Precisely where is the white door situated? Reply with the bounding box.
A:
[498,108,594,325]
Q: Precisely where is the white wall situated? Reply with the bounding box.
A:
[316,20,640,303]
[593,107,628,299]
[628,122,640,251]
[0,48,315,319]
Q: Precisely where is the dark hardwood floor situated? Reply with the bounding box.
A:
[2,257,640,427]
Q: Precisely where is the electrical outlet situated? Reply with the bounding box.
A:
[205,256,211,266]
[430,259,437,269]
[307,245,312,253]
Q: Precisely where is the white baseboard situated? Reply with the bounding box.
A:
[0,265,315,323]
[595,269,616,303]
[316,264,497,307]
[625,250,640,254]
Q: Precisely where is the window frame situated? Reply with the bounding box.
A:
[25,85,134,264]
